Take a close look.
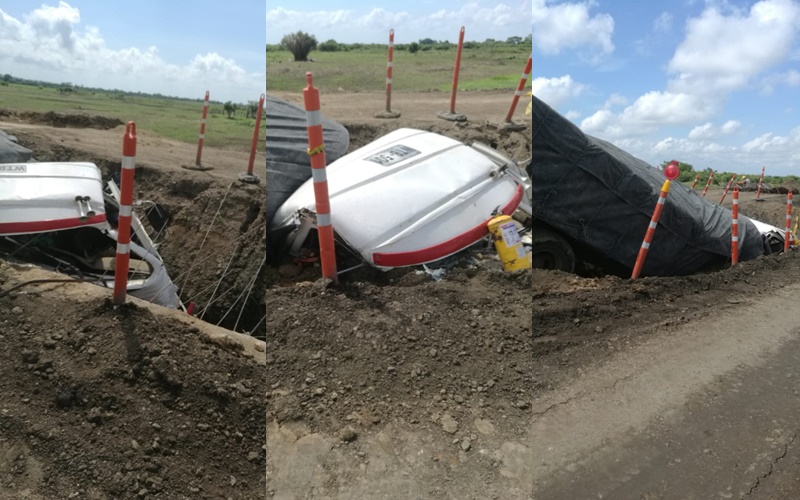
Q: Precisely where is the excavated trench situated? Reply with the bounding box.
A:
[16,144,266,339]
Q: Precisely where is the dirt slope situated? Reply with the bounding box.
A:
[0,262,266,499]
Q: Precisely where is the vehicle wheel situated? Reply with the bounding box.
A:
[531,229,576,273]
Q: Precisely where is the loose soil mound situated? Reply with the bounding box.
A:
[267,269,532,430]
[1,110,124,130]
[0,262,265,499]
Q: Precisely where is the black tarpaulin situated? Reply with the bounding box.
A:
[265,94,349,226]
[531,95,764,276]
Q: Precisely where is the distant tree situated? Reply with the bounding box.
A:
[281,31,318,61]
[484,38,497,44]
[524,34,532,45]
[245,100,258,119]
[223,101,237,118]
[318,39,340,52]
[409,41,419,54]
[506,36,523,45]
[419,38,436,45]
[2,74,11,83]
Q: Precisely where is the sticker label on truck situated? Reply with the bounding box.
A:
[365,145,420,166]
[0,164,27,173]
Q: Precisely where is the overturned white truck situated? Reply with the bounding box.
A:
[266,94,532,272]
[0,161,181,307]
[530,95,783,276]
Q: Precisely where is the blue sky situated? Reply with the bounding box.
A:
[0,1,264,103]
[533,0,800,175]
[266,1,532,44]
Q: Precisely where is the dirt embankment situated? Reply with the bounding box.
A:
[0,110,124,130]
[0,261,266,499]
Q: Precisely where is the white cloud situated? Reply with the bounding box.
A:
[565,110,582,120]
[760,69,800,93]
[531,75,586,108]
[689,122,715,139]
[531,0,614,61]
[720,120,741,134]
[578,0,799,151]
[654,12,674,32]
[668,0,800,94]
[0,3,260,102]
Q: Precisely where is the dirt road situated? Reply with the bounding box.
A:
[532,189,800,498]
[533,281,800,498]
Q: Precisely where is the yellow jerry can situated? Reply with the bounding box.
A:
[488,215,531,271]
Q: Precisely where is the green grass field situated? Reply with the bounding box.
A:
[0,83,265,151]
[266,45,531,93]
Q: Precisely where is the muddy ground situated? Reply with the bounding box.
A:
[0,109,267,499]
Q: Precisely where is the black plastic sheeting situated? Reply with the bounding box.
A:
[265,94,349,226]
[531,95,764,277]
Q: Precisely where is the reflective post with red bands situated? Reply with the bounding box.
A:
[195,91,209,167]
[448,27,465,114]
[702,171,714,198]
[786,191,793,253]
[756,166,765,200]
[385,30,395,112]
[690,174,700,190]
[246,93,265,176]
[731,186,739,265]
[631,180,670,280]
[504,53,532,123]
[719,174,736,204]
[113,122,136,305]
[303,73,338,282]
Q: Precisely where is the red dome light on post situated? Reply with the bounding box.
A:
[663,160,680,181]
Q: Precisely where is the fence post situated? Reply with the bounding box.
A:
[501,53,532,131]
[113,122,137,305]
[438,26,467,122]
[375,29,401,119]
[690,174,700,190]
[755,166,765,201]
[303,72,338,282]
[731,187,739,265]
[239,93,264,184]
[183,90,213,171]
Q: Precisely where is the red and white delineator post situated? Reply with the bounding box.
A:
[239,93,265,184]
[501,53,532,131]
[755,166,765,202]
[304,72,338,282]
[438,26,467,122]
[785,191,793,253]
[719,174,736,204]
[731,187,740,265]
[631,179,671,280]
[690,174,700,190]
[375,29,401,119]
[113,122,137,305]
[701,171,714,197]
[183,90,213,171]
